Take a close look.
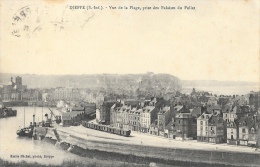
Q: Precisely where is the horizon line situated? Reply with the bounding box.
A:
[0,72,259,83]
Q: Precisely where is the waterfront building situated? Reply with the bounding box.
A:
[197,113,213,142]
[223,104,251,123]
[110,103,120,127]
[238,116,254,146]
[98,101,117,125]
[139,106,158,133]
[79,101,96,112]
[175,112,195,140]
[150,121,159,136]
[22,89,41,102]
[223,105,238,122]
[207,113,225,143]
[164,119,176,138]
[119,105,131,130]
[157,106,172,137]
[2,76,27,101]
[42,93,48,102]
[128,107,141,131]
[247,115,259,147]
[227,120,239,145]
[110,104,131,130]
[59,111,86,127]
[53,87,81,101]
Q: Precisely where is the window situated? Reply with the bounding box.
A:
[200,126,203,130]
[200,121,203,125]
[242,128,246,133]
[231,135,233,140]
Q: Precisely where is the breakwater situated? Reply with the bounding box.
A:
[43,131,260,167]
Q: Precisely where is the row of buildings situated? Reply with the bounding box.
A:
[97,92,260,147]
[0,76,105,106]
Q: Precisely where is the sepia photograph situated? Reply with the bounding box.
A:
[0,0,259,166]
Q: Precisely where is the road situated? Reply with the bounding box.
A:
[50,124,260,154]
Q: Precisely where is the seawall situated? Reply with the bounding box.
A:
[43,131,260,167]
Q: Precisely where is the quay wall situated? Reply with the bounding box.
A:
[3,101,28,107]
[43,133,260,167]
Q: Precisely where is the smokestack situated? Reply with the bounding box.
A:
[45,114,48,121]
[33,114,36,126]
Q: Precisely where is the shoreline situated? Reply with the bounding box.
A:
[53,125,260,155]
[42,125,260,167]
[42,137,243,167]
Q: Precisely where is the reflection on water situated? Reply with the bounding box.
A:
[0,107,85,165]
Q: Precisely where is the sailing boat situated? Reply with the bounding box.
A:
[16,107,34,137]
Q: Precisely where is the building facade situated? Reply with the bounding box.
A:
[227,121,239,145]
[157,106,171,137]
[197,113,213,142]
[175,112,194,140]
[139,106,158,133]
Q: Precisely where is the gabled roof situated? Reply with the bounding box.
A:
[208,115,224,126]
[190,107,202,117]
[72,107,84,111]
[238,116,255,129]
[197,113,213,120]
[140,106,155,113]
[158,106,170,114]
[174,105,183,112]
[124,100,140,107]
[227,121,238,128]
[175,112,192,119]
[206,104,221,113]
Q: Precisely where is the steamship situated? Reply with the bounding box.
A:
[16,113,37,137]
[16,125,34,137]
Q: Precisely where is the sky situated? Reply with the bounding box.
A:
[0,0,259,82]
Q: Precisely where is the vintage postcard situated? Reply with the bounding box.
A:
[0,0,259,167]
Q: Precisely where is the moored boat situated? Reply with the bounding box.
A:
[0,107,17,118]
[16,125,34,137]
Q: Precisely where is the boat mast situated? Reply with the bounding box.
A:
[24,107,25,128]
[42,102,43,122]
